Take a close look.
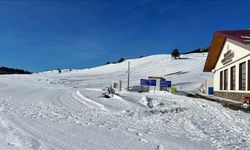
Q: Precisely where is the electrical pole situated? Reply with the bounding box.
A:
[127,61,130,91]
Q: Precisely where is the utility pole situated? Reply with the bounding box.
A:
[127,61,130,91]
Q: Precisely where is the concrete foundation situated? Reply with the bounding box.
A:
[214,91,250,102]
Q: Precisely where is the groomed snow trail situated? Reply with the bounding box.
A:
[0,53,249,150]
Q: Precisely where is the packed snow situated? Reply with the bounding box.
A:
[0,53,250,150]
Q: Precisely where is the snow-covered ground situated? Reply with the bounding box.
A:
[0,53,250,150]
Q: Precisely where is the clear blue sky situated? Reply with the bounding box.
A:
[0,0,250,72]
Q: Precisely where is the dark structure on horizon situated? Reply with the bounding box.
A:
[0,66,32,75]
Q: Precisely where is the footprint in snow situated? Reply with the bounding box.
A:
[138,138,148,143]
[127,128,137,132]
[156,145,163,150]
[136,132,143,136]
[8,142,15,146]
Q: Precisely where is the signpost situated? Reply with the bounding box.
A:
[140,79,156,86]
[149,80,156,92]
[140,79,149,86]
[149,80,156,86]
[140,79,172,93]
[140,79,156,92]
[160,80,172,88]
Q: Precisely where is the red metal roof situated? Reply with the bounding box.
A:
[215,29,250,44]
[204,29,250,72]
[148,76,165,80]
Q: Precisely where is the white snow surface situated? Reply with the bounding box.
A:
[0,53,249,150]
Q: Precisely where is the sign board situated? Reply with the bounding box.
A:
[160,80,171,88]
[140,79,149,86]
[221,50,234,65]
[208,87,214,95]
[149,80,156,86]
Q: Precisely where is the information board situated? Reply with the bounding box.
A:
[140,79,149,86]
[149,80,156,86]
[160,80,171,88]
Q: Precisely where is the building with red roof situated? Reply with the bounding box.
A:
[204,29,250,101]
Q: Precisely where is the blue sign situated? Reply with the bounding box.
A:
[140,79,149,86]
[160,80,171,88]
[149,80,156,86]
[208,87,214,95]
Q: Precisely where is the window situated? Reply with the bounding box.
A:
[224,69,228,90]
[220,71,223,90]
[239,62,246,90]
[230,66,236,90]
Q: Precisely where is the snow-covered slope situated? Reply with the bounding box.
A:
[0,53,249,150]
[42,53,211,91]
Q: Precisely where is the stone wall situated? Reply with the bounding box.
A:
[214,91,250,102]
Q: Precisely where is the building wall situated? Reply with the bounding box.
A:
[214,39,250,70]
[214,91,250,102]
[213,39,250,98]
[205,76,214,94]
[149,78,161,91]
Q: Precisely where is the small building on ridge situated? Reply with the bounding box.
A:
[148,76,166,91]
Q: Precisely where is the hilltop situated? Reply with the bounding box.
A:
[43,53,211,91]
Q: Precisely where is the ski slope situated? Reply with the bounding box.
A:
[0,53,250,150]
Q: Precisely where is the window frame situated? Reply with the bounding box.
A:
[220,71,223,90]
[224,69,228,90]
[239,62,246,91]
[230,66,236,90]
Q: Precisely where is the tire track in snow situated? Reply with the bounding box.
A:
[0,115,42,150]
[75,90,108,111]
[71,91,94,109]
[176,102,250,150]
[12,117,84,150]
